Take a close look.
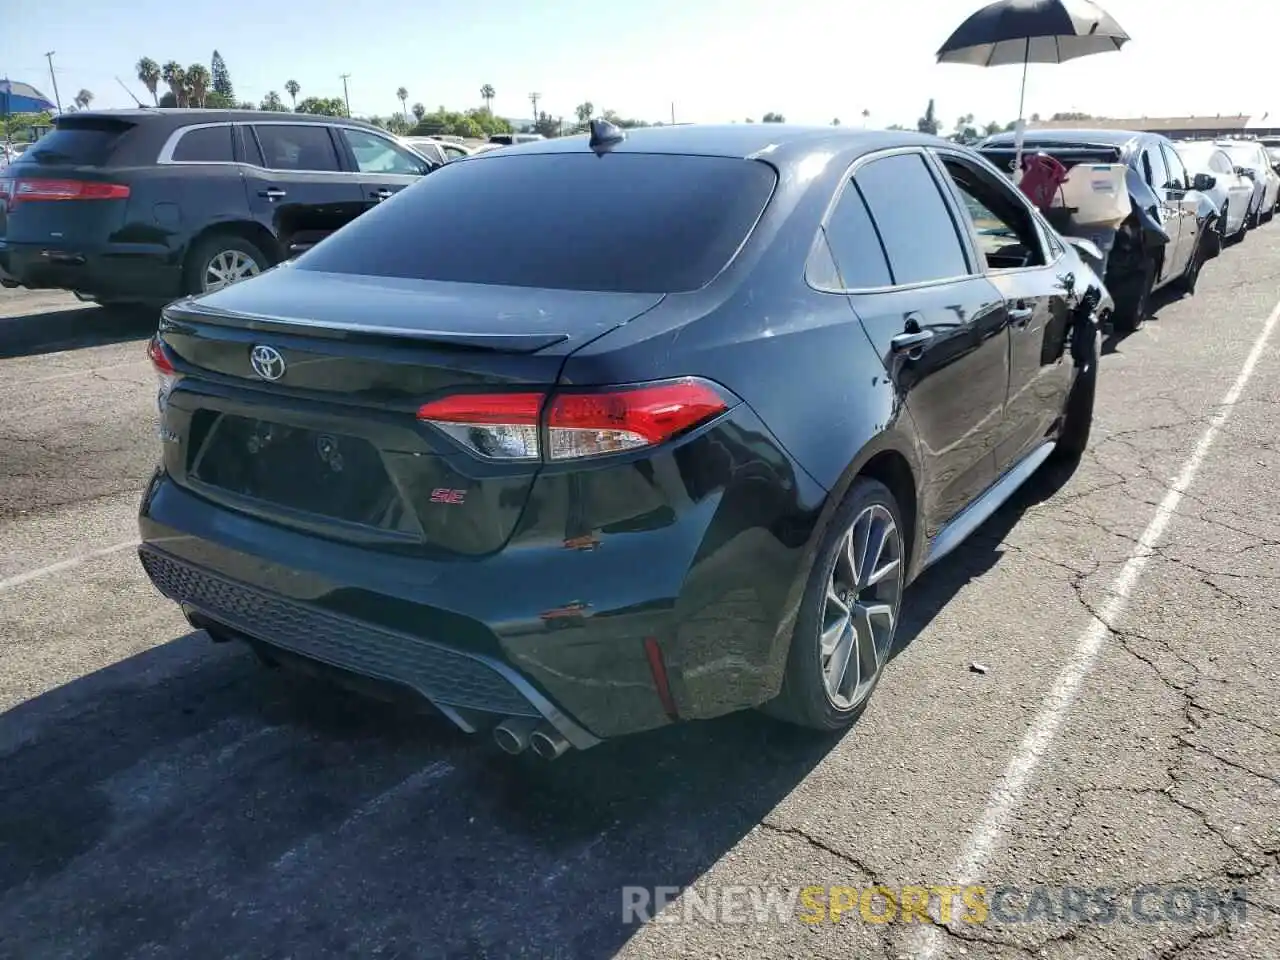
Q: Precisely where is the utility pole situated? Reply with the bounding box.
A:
[529,92,540,125]
[671,102,676,125]
[339,73,351,117]
[44,51,63,113]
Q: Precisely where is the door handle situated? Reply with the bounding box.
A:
[1008,307,1035,328]
[890,329,934,356]
[371,188,394,201]
[258,188,286,200]
[1008,300,1035,328]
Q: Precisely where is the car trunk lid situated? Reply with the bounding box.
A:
[157,267,665,556]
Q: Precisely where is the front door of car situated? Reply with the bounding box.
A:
[825,150,1010,536]
[335,127,432,215]
[241,123,366,257]
[1160,142,1201,274]
[930,149,1075,471]
[1137,141,1185,284]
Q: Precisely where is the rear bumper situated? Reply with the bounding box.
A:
[136,407,826,742]
[0,240,181,300]
[138,543,601,749]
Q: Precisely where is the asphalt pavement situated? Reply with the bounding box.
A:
[1,228,1278,960]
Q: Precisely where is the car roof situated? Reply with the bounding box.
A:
[981,128,1146,148]
[468,123,954,167]
[61,109,381,132]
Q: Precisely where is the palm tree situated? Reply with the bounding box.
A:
[861,108,871,127]
[480,84,495,113]
[186,64,211,109]
[74,89,94,111]
[135,58,161,105]
[284,79,300,110]
[396,86,409,122]
[161,62,186,107]
[412,102,426,122]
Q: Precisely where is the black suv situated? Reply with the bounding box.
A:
[0,109,438,306]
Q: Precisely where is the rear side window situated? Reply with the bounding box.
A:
[854,153,970,285]
[253,124,340,172]
[14,119,132,167]
[821,181,892,288]
[171,126,234,163]
[296,153,777,293]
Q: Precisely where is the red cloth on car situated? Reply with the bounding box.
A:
[1018,153,1069,212]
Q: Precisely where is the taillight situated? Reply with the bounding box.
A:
[5,178,130,206]
[147,335,180,423]
[416,378,733,462]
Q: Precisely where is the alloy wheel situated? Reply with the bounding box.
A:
[202,249,261,292]
[820,503,904,710]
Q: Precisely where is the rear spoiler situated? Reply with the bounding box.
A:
[161,299,570,354]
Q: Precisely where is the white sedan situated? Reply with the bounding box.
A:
[1175,141,1254,242]
[1216,140,1280,226]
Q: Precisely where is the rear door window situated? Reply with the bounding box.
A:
[819,181,892,289]
[171,125,234,163]
[296,152,777,293]
[1161,144,1188,191]
[853,153,970,285]
[253,124,341,172]
[13,119,133,167]
[1142,144,1168,191]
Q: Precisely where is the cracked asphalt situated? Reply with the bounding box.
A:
[1,227,1278,960]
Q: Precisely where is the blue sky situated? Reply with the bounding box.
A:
[3,0,1275,129]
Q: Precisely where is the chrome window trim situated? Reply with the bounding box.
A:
[156,120,427,175]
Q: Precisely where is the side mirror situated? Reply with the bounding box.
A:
[1235,166,1254,179]
[1192,172,1216,192]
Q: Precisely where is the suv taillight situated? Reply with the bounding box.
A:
[416,378,735,462]
[147,335,180,423]
[2,177,130,207]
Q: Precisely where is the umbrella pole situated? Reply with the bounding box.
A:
[1013,37,1030,183]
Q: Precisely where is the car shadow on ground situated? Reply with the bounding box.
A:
[889,452,1081,664]
[1101,281,1191,357]
[0,303,159,359]
[0,461,1079,958]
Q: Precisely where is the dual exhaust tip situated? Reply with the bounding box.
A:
[493,716,571,760]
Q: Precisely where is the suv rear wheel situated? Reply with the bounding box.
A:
[186,234,270,294]
[769,477,905,732]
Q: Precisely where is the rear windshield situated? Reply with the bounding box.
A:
[14,119,132,167]
[296,152,778,293]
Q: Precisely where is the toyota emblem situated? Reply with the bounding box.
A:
[249,345,286,381]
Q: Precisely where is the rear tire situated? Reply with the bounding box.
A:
[1110,256,1155,334]
[769,478,906,732]
[184,233,270,295]
[1054,326,1099,462]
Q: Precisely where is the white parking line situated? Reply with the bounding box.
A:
[914,294,1280,958]
[0,540,139,593]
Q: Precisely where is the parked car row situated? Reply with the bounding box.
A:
[0,109,450,306]
[0,108,550,307]
[976,126,1276,333]
[136,122,1117,758]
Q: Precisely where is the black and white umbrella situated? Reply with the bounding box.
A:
[937,0,1130,171]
